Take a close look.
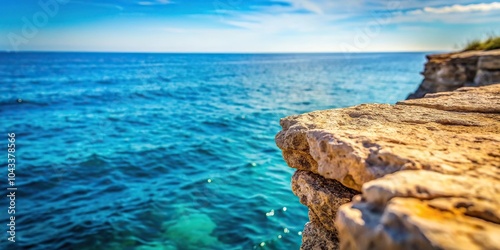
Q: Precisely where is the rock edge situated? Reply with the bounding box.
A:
[276,84,500,249]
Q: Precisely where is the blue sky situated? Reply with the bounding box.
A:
[1,0,500,52]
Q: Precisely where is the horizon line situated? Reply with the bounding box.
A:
[1,50,447,54]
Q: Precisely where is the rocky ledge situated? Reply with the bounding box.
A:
[408,49,500,99]
[276,84,500,249]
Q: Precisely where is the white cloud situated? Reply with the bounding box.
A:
[416,2,500,14]
[271,0,366,14]
[138,0,171,6]
[383,1,500,24]
[408,2,500,15]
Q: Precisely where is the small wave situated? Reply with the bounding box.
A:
[0,98,49,108]
[79,153,109,167]
[96,78,115,84]
[131,91,153,100]
[157,75,171,82]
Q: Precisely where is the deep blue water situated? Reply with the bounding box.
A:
[0,52,426,250]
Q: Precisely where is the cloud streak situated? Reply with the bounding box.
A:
[389,1,500,24]
[279,0,324,14]
[416,2,500,14]
[216,0,351,33]
[138,0,171,6]
[70,0,124,11]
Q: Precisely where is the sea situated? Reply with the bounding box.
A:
[0,52,427,250]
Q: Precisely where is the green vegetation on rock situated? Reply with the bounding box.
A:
[464,35,500,51]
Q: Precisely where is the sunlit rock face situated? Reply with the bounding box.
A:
[276,84,500,250]
[337,170,500,250]
[407,50,500,99]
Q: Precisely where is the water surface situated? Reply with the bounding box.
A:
[0,52,426,249]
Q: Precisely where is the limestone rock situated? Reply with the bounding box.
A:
[337,170,500,250]
[475,69,500,86]
[277,84,500,191]
[408,50,500,99]
[292,171,359,232]
[478,54,500,70]
[399,84,500,113]
[301,222,339,250]
[276,84,500,250]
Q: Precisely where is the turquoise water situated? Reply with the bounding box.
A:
[1,52,426,250]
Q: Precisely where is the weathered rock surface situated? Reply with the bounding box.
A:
[408,50,500,99]
[292,171,359,233]
[276,84,500,249]
[277,84,500,191]
[401,84,500,113]
[301,222,339,250]
[337,170,500,250]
